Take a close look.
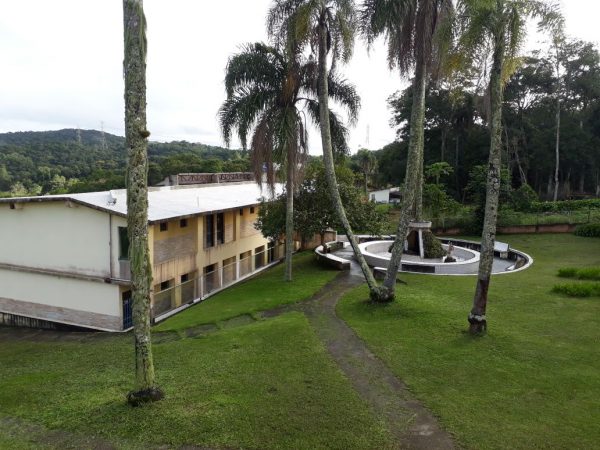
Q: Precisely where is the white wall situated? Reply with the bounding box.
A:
[369,189,390,203]
[0,201,111,277]
[0,268,121,317]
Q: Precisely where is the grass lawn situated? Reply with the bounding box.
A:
[0,312,392,449]
[155,251,338,332]
[338,234,600,449]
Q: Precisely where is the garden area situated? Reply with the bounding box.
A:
[1,233,599,449]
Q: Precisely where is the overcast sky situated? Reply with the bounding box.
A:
[1,1,598,154]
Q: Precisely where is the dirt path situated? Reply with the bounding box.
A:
[299,272,455,449]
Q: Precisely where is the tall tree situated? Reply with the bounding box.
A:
[360,0,453,302]
[267,0,383,298]
[354,148,377,195]
[551,27,565,201]
[219,42,358,281]
[456,0,561,334]
[122,0,163,404]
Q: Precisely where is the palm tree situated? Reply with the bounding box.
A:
[122,0,163,405]
[219,42,358,281]
[268,0,383,299]
[360,0,454,302]
[356,148,377,195]
[456,0,561,334]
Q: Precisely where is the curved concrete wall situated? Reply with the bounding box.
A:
[358,240,481,275]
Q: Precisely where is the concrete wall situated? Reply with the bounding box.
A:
[0,268,121,331]
[0,201,111,277]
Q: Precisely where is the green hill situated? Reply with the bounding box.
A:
[0,129,248,195]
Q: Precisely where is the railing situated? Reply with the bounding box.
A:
[152,242,285,320]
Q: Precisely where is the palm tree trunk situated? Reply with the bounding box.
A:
[123,0,162,405]
[379,64,428,301]
[415,141,424,221]
[285,145,294,281]
[468,30,505,335]
[553,96,560,202]
[316,18,379,296]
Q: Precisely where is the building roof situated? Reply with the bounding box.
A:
[0,182,282,223]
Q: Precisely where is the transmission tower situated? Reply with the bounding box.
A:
[100,121,107,150]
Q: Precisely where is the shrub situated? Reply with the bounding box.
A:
[574,224,600,238]
[511,184,538,211]
[423,230,446,259]
[577,268,600,281]
[557,268,578,278]
[557,267,600,281]
[552,283,600,298]
[530,199,600,213]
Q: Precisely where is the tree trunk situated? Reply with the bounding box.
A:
[468,28,505,335]
[379,63,428,302]
[440,128,447,162]
[123,0,163,405]
[455,136,460,194]
[316,18,379,296]
[553,96,560,202]
[285,145,294,281]
[415,140,424,221]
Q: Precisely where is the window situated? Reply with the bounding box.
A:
[159,222,168,232]
[118,227,129,260]
[216,212,224,244]
[205,214,214,247]
[239,208,244,216]
[160,280,171,291]
[180,218,188,228]
[180,273,189,283]
[250,206,255,214]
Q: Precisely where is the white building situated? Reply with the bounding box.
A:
[369,187,401,204]
[0,181,284,332]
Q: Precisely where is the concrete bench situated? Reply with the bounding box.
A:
[494,241,510,258]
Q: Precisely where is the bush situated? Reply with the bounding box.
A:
[530,199,600,213]
[423,230,446,259]
[558,267,600,281]
[511,184,538,211]
[552,283,600,298]
[557,268,578,278]
[574,224,600,238]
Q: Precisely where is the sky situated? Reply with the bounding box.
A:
[0,1,598,154]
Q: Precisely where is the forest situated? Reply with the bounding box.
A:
[374,40,600,201]
[0,128,249,197]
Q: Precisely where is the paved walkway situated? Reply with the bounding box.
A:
[1,271,454,449]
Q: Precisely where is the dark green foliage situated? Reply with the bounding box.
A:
[574,223,600,237]
[256,163,386,244]
[557,267,578,278]
[422,230,446,259]
[511,184,539,211]
[552,283,600,297]
[558,267,600,281]
[0,129,245,195]
[530,199,600,213]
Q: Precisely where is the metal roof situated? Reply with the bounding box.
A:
[0,182,282,223]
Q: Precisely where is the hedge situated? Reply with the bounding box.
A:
[574,223,600,238]
[552,283,600,298]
